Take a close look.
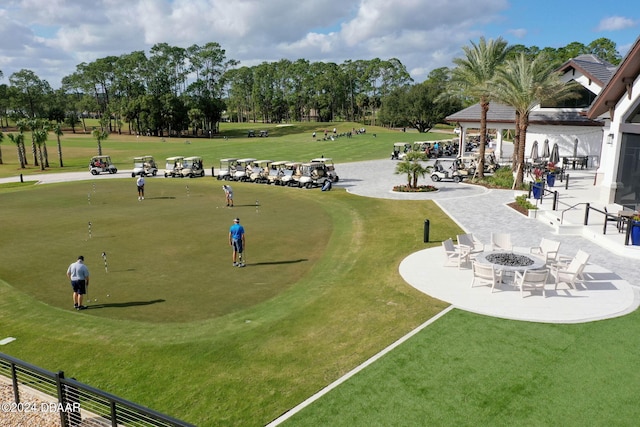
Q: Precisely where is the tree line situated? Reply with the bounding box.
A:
[0,37,622,176]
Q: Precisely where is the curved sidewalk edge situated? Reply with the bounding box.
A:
[399,247,640,324]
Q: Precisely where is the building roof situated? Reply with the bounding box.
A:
[588,35,640,119]
[446,103,603,127]
[557,54,617,87]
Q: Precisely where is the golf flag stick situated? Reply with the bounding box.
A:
[102,252,108,273]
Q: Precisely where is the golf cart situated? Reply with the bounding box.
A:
[233,158,257,181]
[89,155,118,175]
[298,162,330,188]
[247,130,256,137]
[431,159,464,183]
[131,156,158,177]
[249,160,273,183]
[164,156,184,178]
[266,161,290,185]
[216,158,239,180]
[390,142,411,160]
[181,156,205,178]
[259,130,269,137]
[280,162,302,186]
[310,157,339,182]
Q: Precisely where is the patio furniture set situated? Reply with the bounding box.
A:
[442,233,591,298]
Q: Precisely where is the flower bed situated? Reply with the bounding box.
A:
[392,185,438,192]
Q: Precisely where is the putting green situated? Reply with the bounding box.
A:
[0,178,332,323]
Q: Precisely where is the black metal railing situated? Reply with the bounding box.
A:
[0,352,195,427]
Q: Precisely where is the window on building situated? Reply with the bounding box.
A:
[540,81,597,108]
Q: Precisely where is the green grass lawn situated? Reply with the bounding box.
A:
[0,172,454,426]
[0,121,454,178]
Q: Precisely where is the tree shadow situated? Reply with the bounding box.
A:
[86,299,165,309]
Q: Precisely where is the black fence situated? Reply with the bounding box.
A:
[0,352,195,427]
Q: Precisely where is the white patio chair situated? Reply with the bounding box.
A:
[514,268,549,298]
[551,250,590,290]
[490,233,512,251]
[457,233,484,257]
[442,238,470,269]
[470,261,503,292]
[530,238,561,264]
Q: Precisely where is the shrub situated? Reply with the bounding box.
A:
[392,184,438,192]
[515,194,537,210]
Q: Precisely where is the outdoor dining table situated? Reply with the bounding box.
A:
[563,156,588,170]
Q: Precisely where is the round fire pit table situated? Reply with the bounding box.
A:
[475,251,546,284]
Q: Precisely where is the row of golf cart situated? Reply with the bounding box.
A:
[216,158,339,189]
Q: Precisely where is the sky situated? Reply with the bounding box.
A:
[0,0,638,88]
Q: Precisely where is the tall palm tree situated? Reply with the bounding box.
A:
[92,127,109,156]
[7,133,26,169]
[52,124,64,167]
[33,128,48,171]
[450,37,511,178]
[492,53,580,187]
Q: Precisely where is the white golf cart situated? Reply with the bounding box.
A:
[431,159,464,183]
[390,142,412,160]
[181,156,205,178]
[249,160,273,183]
[310,158,339,182]
[89,155,118,175]
[233,158,257,181]
[266,161,290,185]
[280,162,302,186]
[216,158,239,180]
[298,162,330,188]
[164,156,184,178]
[131,156,158,177]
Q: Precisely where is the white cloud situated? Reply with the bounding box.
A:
[507,28,527,39]
[596,16,637,32]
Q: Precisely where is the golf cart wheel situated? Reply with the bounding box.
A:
[431,174,440,182]
[152,170,157,176]
[188,173,194,178]
[91,170,98,175]
[131,172,135,177]
[453,176,462,183]
[164,173,168,178]
[306,182,313,189]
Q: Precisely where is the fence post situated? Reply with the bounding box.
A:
[565,174,570,190]
[625,217,632,245]
[552,191,558,211]
[583,203,590,225]
[56,371,69,427]
[10,362,19,403]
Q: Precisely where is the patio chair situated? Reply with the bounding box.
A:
[442,238,470,269]
[470,261,502,292]
[456,233,484,256]
[551,250,590,290]
[530,238,560,264]
[514,268,549,297]
[490,233,512,251]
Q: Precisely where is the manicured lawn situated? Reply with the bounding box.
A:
[0,121,454,178]
[0,171,455,425]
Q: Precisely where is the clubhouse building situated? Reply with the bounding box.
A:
[446,36,640,210]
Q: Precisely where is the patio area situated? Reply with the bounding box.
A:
[399,246,640,324]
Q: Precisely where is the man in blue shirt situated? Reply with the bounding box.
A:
[67,255,90,310]
[229,218,246,267]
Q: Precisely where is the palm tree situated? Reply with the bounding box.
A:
[7,133,26,169]
[15,119,30,166]
[395,151,430,188]
[92,127,109,156]
[450,37,511,178]
[52,124,64,167]
[492,53,580,187]
[33,128,48,171]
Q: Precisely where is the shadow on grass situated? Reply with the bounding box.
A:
[251,258,307,266]
[86,299,166,309]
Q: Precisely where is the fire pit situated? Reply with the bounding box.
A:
[476,251,546,281]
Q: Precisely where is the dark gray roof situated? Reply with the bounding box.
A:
[446,102,602,127]
[559,54,617,86]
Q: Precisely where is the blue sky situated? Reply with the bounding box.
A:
[0,0,637,88]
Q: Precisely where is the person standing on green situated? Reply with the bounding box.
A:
[67,255,90,310]
[229,217,245,267]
